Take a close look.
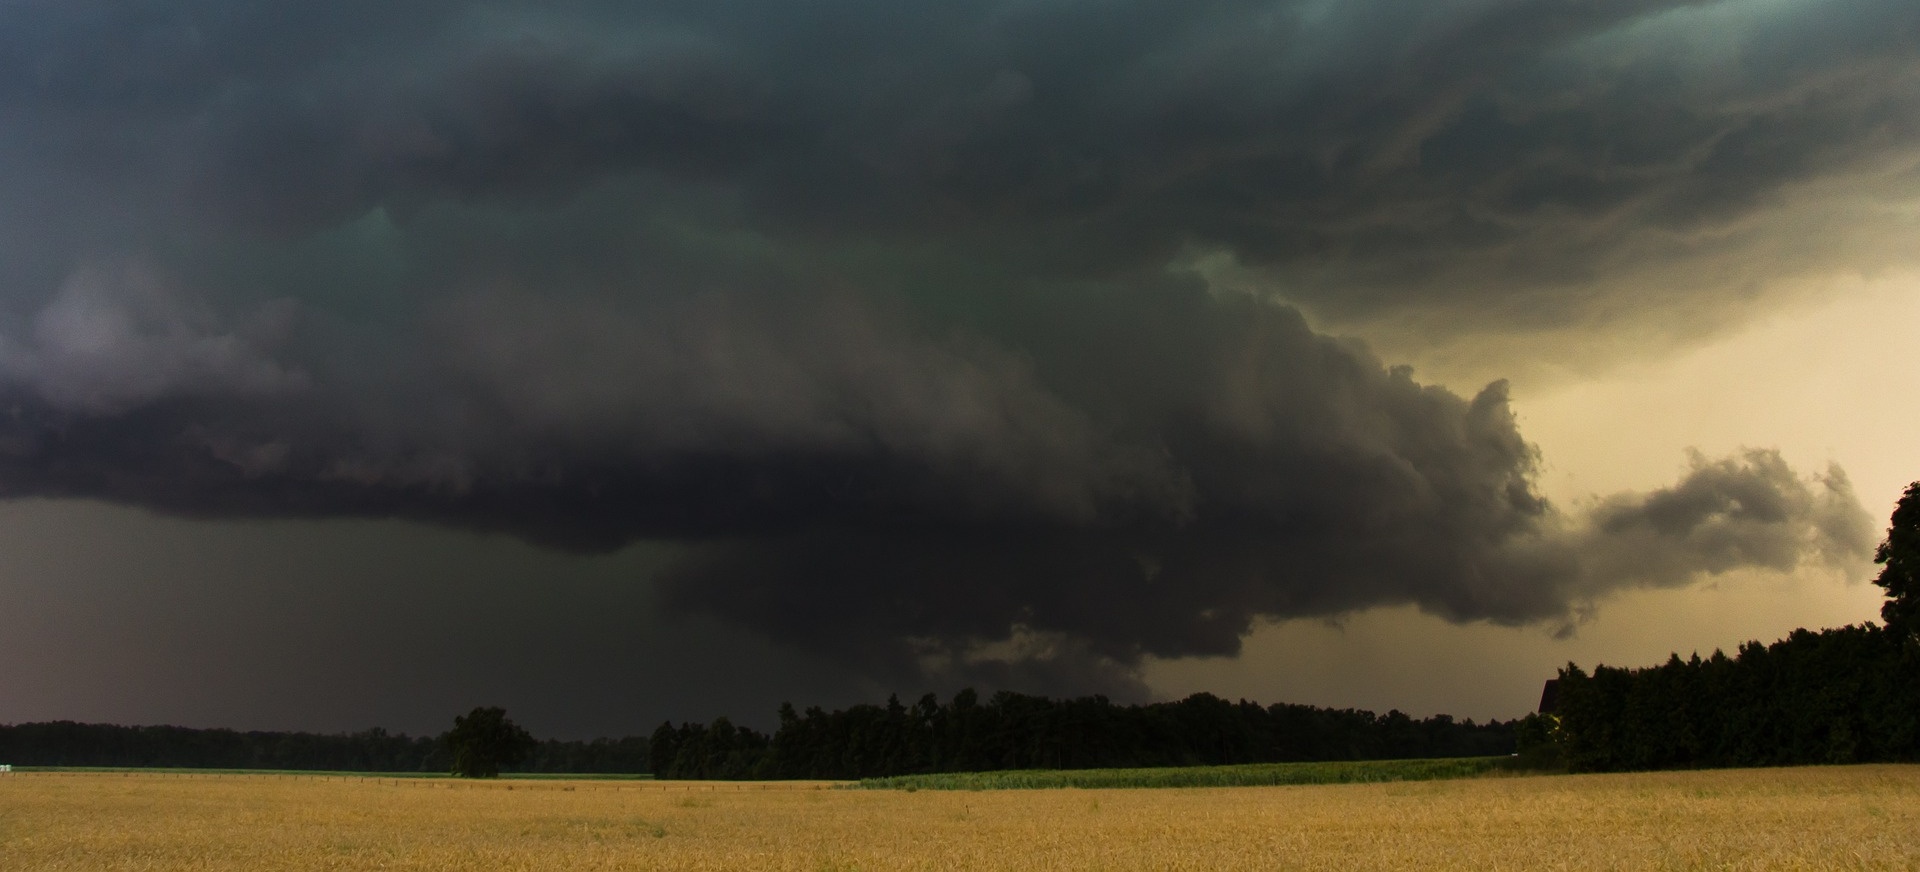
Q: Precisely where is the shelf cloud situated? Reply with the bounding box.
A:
[0,0,1902,698]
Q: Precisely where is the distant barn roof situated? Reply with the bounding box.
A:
[1537,679,1560,714]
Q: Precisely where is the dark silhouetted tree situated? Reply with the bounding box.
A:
[648,721,680,776]
[1875,480,1920,641]
[444,706,535,778]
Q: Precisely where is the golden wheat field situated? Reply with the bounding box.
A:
[3,766,1918,871]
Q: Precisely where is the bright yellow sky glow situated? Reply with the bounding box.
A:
[1520,271,1920,517]
[1147,271,1920,720]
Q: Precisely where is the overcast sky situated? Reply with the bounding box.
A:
[2,0,1916,739]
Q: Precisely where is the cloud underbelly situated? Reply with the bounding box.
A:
[0,268,1870,696]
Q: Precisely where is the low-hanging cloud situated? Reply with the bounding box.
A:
[0,261,306,415]
[0,267,1873,695]
[0,0,1896,696]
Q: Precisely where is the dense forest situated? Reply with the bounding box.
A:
[1537,480,1920,772]
[649,690,1518,780]
[0,721,648,774]
[1542,624,1918,771]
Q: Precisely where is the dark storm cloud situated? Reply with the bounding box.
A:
[0,277,1871,695]
[0,0,1896,695]
[11,0,1918,274]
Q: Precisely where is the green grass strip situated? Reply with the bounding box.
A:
[858,756,1515,790]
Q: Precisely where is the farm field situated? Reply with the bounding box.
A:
[3,765,1918,870]
[857,755,1507,790]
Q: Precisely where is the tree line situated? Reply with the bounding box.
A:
[1533,480,1920,772]
[1536,624,1918,771]
[0,720,648,774]
[649,690,1518,780]
[1,692,1516,779]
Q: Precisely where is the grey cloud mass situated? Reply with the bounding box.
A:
[0,261,306,414]
[0,0,1898,698]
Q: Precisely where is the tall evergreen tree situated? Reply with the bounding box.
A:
[1875,481,1920,641]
